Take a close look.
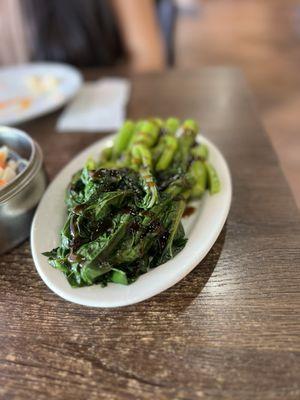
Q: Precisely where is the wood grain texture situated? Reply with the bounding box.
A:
[0,68,299,400]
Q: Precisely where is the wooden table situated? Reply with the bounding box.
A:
[1,68,299,400]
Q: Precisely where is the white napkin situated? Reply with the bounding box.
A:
[56,78,131,132]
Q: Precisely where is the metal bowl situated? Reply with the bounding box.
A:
[0,126,47,254]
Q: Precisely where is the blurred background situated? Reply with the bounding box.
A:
[0,0,299,207]
[175,0,300,208]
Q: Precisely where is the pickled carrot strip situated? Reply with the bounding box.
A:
[0,153,6,169]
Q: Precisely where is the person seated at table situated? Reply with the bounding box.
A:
[0,0,177,72]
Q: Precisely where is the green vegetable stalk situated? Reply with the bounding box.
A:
[112,120,135,160]
[131,144,158,209]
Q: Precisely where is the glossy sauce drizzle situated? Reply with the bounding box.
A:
[183,206,195,218]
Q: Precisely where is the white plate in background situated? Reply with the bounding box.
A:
[0,62,82,125]
[31,134,232,307]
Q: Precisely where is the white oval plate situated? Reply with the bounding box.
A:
[31,135,232,307]
[0,62,82,125]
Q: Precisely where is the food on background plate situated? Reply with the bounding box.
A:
[26,75,59,94]
[0,146,27,188]
[0,75,60,114]
[44,118,221,287]
[0,97,33,112]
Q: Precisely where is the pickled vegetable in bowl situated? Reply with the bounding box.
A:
[0,146,28,188]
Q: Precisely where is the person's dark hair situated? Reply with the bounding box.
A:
[22,0,124,67]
